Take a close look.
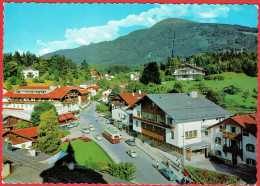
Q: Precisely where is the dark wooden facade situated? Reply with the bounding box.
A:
[110,95,127,107]
[141,122,165,141]
[3,116,32,130]
[3,132,36,145]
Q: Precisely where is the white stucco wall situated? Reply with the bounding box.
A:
[13,141,32,150]
[133,119,142,133]
[112,108,130,123]
[243,133,257,161]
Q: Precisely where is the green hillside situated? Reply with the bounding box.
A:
[43,18,258,66]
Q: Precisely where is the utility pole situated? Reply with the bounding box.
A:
[182,123,185,169]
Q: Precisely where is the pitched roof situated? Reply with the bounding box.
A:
[19,86,50,89]
[118,92,147,106]
[91,71,99,75]
[143,93,232,122]
[3,86,90,99]
[180,63,205,71]
[208,113,257,136]
[9,126,39,138]
[22,67,38,71]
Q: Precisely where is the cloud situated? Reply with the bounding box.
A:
[17,49,24,55]
[37,4,232,56]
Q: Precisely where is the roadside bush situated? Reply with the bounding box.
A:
[103,162,136,181]
[38,79,45,83]
[223,85,240,95]
[204,75,214,80]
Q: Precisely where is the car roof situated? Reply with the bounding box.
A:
[164,167,172,171]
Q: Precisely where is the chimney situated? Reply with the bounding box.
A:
[189,91,198,99]
[58,85,61,89]
[139,89,142,95]
[132,92,134,96]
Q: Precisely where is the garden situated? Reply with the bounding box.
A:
[185,166,242,185]
[62,139,114,166]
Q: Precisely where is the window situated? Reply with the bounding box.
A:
[219,125,223,130]
[243,129,249,136]
[142,112,147,119]
[231,126,236,133]
[171,131,174,139]
[136,121,138,127]
[246,158,256,166]
[144,124,146,129]
[205,131,208,136]
[215,150,221,157]
[167,117,172,125]
[215,137,221,145]
[185,130,197,139]
[137,111,140,117]
[246,144,255,152]
[152,103,155,108]
[152,126,155,131]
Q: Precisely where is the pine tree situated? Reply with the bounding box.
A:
[36,109,61,155]
[140,62,161,85]
[109,85,121,100]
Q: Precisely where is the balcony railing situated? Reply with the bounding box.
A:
[222,132,242,141]
[132,116,175,129]
[223,145,243,157]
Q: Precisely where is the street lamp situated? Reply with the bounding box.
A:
[182,123,185,169]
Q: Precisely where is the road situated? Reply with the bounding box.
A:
[66,102,177,184]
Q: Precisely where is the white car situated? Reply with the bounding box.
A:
[82,128,90,134]
[127,150,138,158]
[67,124,73,128]
[95,135,103,141]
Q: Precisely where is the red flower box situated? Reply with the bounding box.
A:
[63,140,70,143]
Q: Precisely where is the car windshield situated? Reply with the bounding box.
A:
[114,135,119,139]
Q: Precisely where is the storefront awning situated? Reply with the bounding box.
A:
[65,113,74,119]
[186,142,208,151]
[59,115,67,121]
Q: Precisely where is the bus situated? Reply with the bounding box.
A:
[103,127,121,143]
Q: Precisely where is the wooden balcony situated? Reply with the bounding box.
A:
[223,145,243,157]
[62,100,78,104]
[132,116,175,130]
[222,132,242,141]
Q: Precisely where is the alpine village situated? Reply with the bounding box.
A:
[2,18,258,184]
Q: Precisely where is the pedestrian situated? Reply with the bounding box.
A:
[156,161,159,169]
[166,159,170,168]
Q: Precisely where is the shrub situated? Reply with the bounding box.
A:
[195,76,204,81]
[16,120,30,129]
[204,75,214,80]
[60,130,71,136]
[38,79,45,83]
[96,102,110,113]
[223,85,240,95]
[33,78,39,83]
[9,76,17,85]
[165,75,176,81]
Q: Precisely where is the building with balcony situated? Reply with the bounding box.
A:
[172,63,205,80]
[3,85,90,117]
[207,113,257,168]
[90,71,102,80]
[110,91,147,125]
[131,91,232,160]
[22,67,39,79]
[101,88,112,103]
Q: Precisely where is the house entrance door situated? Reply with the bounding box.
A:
[232,154,237,165]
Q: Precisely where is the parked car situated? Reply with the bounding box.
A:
[89,124,95,131]
[67,124,73,128]
[82,128,90,134]
[95,135,103,141]
[159,168,177,181]
[72,122,78,127]
[127,150,138,158]
[125,139,137,146]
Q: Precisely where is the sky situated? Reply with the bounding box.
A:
[3,3,258,56]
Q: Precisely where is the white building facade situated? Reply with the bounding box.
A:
[172,63,205,81]
[208,114,257,168]
[22,67,39,79]
[132,92,232,160]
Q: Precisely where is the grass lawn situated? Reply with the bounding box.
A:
[185,166,242,185]
[165,72,257,113]
[62,139,114,166]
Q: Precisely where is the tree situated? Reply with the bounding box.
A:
[140,62,161,85]
[6,82,13,90]
[171,82,185,93]
[36,109,61,155]
[109,85,121,100]
[81,60,91,80]
[16,120,29,129]
[31,101,58,126]
[206,89,226,108]
[99,78,110,90]
[104,162,136,181]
